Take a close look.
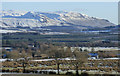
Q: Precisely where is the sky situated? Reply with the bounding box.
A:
[1,0,119,2]
[2,2,118,24]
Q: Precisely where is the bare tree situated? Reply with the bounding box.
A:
[72,49,88,76]
[19,49,31,73]
[48,46,65,75]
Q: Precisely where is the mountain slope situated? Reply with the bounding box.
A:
[1,10,116,29]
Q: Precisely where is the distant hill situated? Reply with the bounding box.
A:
[1,10,116,29]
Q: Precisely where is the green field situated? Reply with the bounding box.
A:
[2,32,118,47]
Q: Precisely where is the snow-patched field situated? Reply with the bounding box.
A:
[31,58,76,62]
[0,30,21,33]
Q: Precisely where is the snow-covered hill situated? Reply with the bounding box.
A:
[1,10,116,29]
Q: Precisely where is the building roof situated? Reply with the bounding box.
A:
[89,53,98,56]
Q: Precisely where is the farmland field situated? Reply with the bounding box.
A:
[2,32,118,47]
[1,74,69,76]
[2,73,120,76]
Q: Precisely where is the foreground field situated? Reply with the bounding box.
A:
[1,74,68,76]
[1,73,120,76]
